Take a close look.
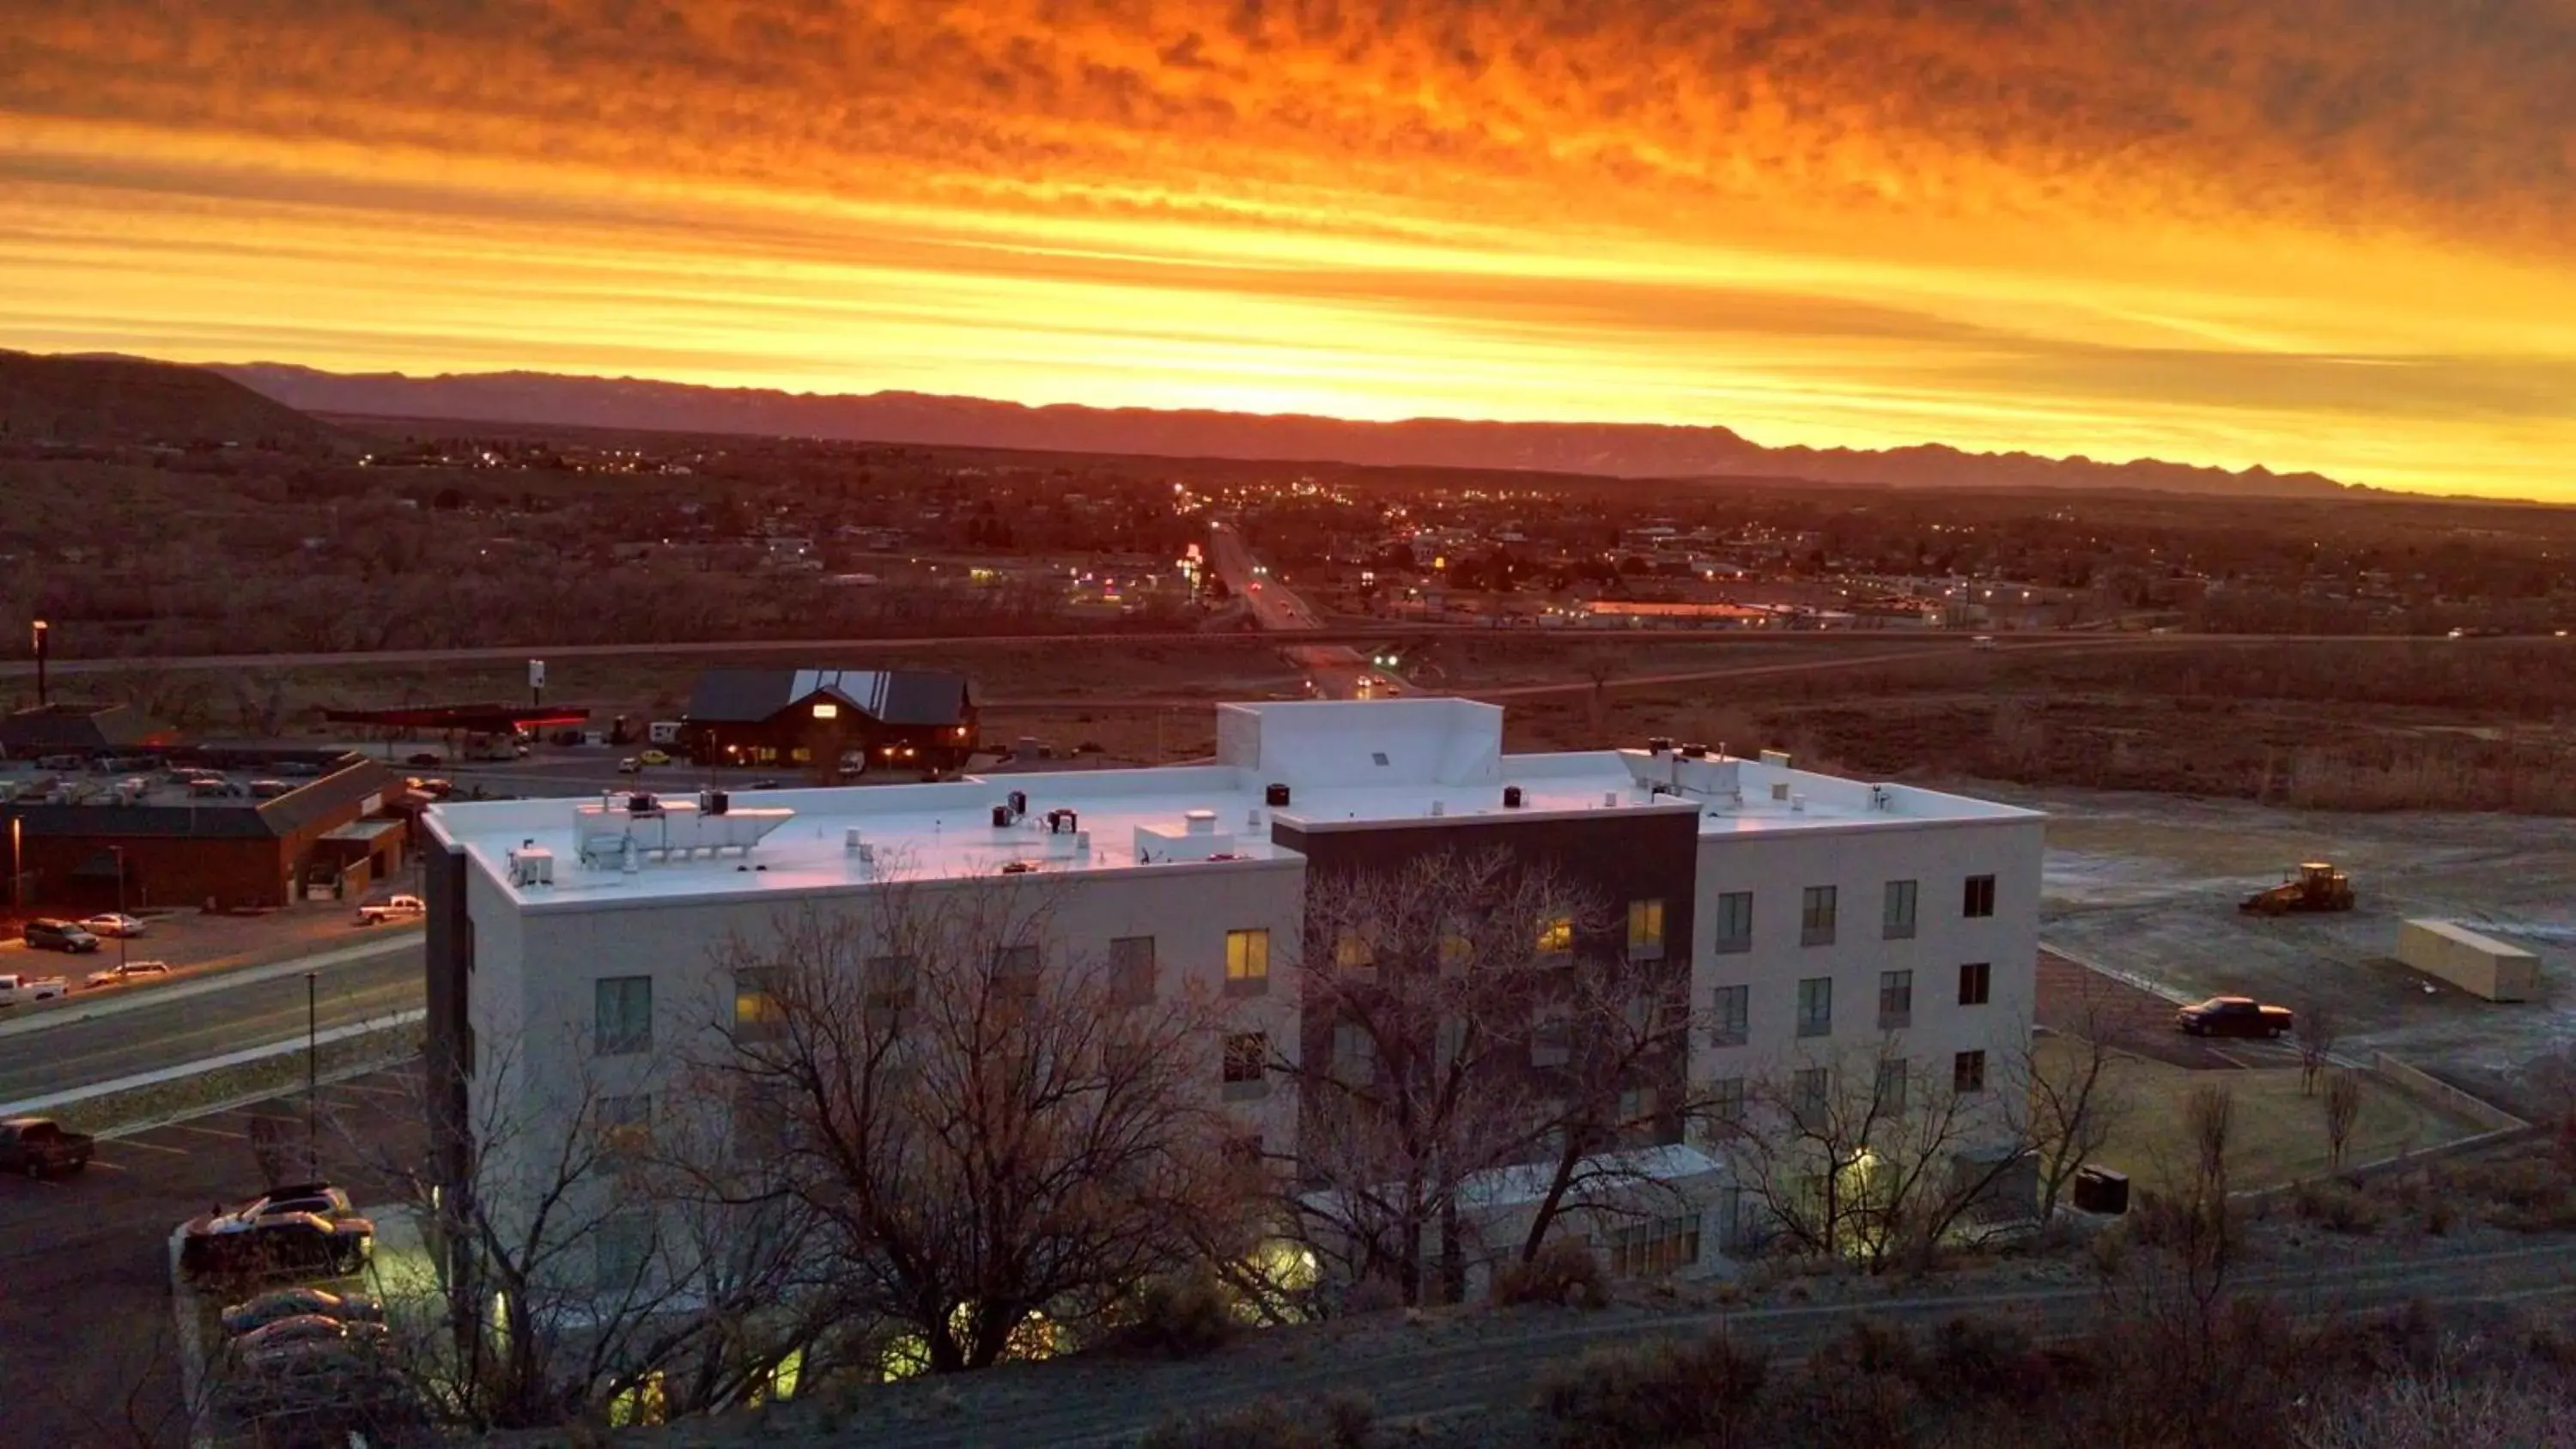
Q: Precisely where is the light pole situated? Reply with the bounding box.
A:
[306,970,319,1163]
[112,846,126,973]
[29,619,46,708]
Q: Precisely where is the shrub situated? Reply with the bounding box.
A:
[1914,1314,2044,1406]
[1534,1331,1768,1448]
[2293,1179,2385,1235]
[1139,1393,1375,1449]
[1493,1237,1610,1310]
[1115,1268,1240,1359]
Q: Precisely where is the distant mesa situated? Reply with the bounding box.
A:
[0,349,336,448]
[210,361,2352,499]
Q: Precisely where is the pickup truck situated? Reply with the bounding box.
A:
[0,1117,96,1178]
[355,894,425,925]
[0,972,70,1006]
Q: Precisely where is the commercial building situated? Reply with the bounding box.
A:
[675,666,977,773]
[1,749,405,911]
[0,701,179,758]
[422,699,2042,1304]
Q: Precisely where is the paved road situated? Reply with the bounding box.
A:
[1206,521,1410,700]
[0,1069,420,1449]
[0,945,422,1103]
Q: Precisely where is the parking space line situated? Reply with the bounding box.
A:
[85,1158,128,1172]
[170,1123,247,1140]
[330,1082,409,1099]
[109,1136,191,1154]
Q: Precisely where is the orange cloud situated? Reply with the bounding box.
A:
[3,1,2574,496]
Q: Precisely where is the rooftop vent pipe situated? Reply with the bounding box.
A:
[1647,736,1674,755]
[1503,785,1524,809]
[1266,782,1292,808]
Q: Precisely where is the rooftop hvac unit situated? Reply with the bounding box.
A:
[1759,749,1793,769]
[844,828,867,852]
[507,845,555,888]
[626,792,659,815]
[1046,808,1080,834]
[1266,782,1292,808]
[1429,800,1446,816]
[1503,785,1524,809]
[1603,790,1620,807]
[1007,790,1029,819]
[1184,809,1218,835]
[1771,782,1791,802]
[700,789,729,817]
[1646,736,1674,755]
[991,803,1014,829]
[1679,743,1709,760]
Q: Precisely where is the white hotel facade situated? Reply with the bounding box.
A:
[421,698,2042,1291]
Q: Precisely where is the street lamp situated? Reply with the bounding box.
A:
[306,970,319,1161]
[111,846,126,973]
[29,619,47,708]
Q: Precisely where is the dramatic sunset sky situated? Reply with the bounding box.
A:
[5,1,2574,498]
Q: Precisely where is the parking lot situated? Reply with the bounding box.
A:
[0,1068,420,1448]
[2031,785,2576,1115]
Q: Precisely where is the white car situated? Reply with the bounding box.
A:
[81,912,148,938]
[86,960,172,988]
[355,895,425,925]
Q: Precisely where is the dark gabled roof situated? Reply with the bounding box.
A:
[0,704,177,754]
[684,668,974,727]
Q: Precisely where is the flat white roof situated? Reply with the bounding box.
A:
[426,700,2038,909]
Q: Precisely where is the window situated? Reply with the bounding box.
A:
[598,1094,653,1161]
[1225,929,1270,996]
[1709,1076,1747,1125]
[1535,914,1575,956]
[1333,1022,1377,1084]
[1333,930,1375,971]
[1713,891,1754,954]
[1882,879,1917,940]
[1958,961,1992,1007]
[1878,969,1913,1030]
[811,701,839,719]
[1608,1214,1701,1278]
[594,1212,654,1293]
[1953,1050,1988,1094]
[1795,976,1833,1038]
[1626,898,1666,960]
[1801,886,1838,947]
[1223,1032,1268,1097]
[1963,874,1996,919]
[1874,1058,1909,1117]
[864,955,916,1025]
[1617,1086,1659,1134]
[1530,1013,1572,1068]
[1109,936,1156,1007]
[732,967,787,1039]
[1793,1066,1831,1119]
[1710,985,1750,1047]
[993,943,1041,1000]
[594,976,653,1056]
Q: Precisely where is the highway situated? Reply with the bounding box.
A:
[0,943,421,1105]
[1204,521,1408,700]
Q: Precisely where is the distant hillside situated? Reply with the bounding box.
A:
[0,350,335,448]
[214,361,2353,498]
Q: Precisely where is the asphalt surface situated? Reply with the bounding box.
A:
[0,943,422,1103]
[0,1068,421,1449]
[1206,521,1405,700]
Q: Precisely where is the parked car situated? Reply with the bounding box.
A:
[617,755,643,774]
[355,894,425,925]
[23,919,100,954]
[273,760,325,777]
[230,1312,391,1367]
[748,779,783,790]
[181,1185,373,1279]
[0,1117,95,1178]
[80,912,148,938]
[247,779,293,798]
[0,972,70,1005]
[2176,996,2294,1039]
[221,1286,386,1338]
[86,960,172,988]
[404,752,442,767]
[404,776,453,798]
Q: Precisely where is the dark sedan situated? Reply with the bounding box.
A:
[221,1286,386,1338]
[181,1210,374,1281]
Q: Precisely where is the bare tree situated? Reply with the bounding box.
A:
[2322,1070,2363,1173]
[1281,849,1662,1305]
[707,881,1255,1373]
[347,1031,823,1432]
[2296,1003,2338,1097]
[2019,1003,2134,1223]
[1724,1040,2031,1272]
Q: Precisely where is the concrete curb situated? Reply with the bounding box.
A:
[2038,939,2196,1006]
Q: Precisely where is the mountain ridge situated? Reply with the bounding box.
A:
[207,360,2356,499]
[0,349,336,448]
